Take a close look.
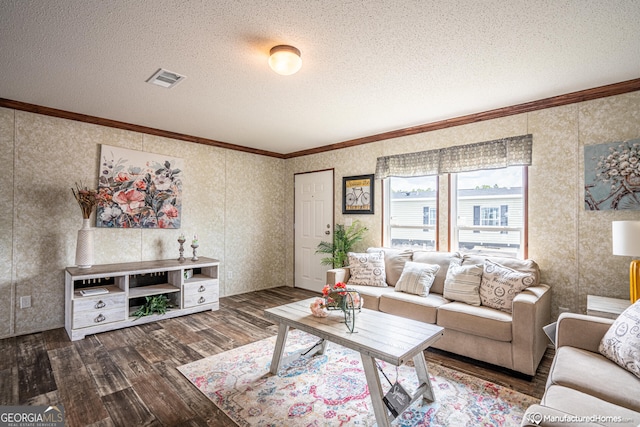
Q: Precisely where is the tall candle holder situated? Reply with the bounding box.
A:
[191,243,199,261]
[177,237,186,261]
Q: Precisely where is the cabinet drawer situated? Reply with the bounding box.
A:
[74,294,126,312]
[184,282,218,308]
[73,307,126,329]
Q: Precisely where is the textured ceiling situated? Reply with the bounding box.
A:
[1,0,639,155]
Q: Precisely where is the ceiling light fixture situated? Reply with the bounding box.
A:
[268,45,302,76]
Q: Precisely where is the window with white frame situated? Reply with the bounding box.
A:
[376,134,532,258]
[451,166,526,258]
[384,175,438,250]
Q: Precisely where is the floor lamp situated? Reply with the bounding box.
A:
[612,221,640,303]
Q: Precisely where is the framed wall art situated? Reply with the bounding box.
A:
[584,138,640,211]
[96,145,183,228]
[343,174,374,214]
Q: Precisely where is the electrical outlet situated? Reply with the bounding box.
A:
[20,296,31,309]
[227,270,233,279]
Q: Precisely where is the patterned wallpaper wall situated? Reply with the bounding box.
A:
[285,91,640,319]
[0,109,286,338]
[1,91,639,338]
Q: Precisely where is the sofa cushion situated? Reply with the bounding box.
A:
[367,247,412,286]
[346,251,387,287]
[443,260,482,306]
[598,299,640,380]
[437,302,512,342]
[379,292,448,324]
[479,260,535,313]
[462,253,540,286]
[549,346,640,412]
[394,262,439,297]
[343,284,394,311]
[411,251,460,294]
[541,385,640,426]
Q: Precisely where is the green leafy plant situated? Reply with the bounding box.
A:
[133,294,173,319]
[316,220,368,268]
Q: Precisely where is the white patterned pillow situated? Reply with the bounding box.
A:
[346,251,387,287]
[394,262,440,297]
[479,260,535,312]
[599,300,640,379]
[444,260,482,306]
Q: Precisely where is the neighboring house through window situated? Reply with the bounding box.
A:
[451,166,525,258]
[384,175,438,250]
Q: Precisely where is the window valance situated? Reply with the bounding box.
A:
[375,134,532,179]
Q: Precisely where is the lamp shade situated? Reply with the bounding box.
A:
[612,221,640,256]
[269,45,302,76]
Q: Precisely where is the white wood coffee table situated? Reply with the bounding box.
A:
[264,298,444,427]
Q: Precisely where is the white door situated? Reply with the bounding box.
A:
[294,170,334,292]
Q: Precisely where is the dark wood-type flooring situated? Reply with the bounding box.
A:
[1,286,553,426]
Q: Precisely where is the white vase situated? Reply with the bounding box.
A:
[75,218,95,268]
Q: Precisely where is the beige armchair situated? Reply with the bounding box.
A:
[522,313,640,427]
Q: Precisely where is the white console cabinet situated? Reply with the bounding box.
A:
[65,257,219,340]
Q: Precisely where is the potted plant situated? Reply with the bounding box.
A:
[316,220,368,268]
[133,294,173,319]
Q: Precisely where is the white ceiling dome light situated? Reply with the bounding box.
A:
[268,45,302,76]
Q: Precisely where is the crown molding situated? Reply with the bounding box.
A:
[0,98,286,159]
[2,77,639,160]
[284,78,640,158]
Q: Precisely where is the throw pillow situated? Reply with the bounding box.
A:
[368,247,412,286]
[412,251,461,295]
[462,254,540,287]
[394,262,440,297]
[479,259,535,312]
[346,251,387,287]
[443,260,483,306]
[599,300,640,379]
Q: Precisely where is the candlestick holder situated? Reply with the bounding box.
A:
[191,243,199,261]
[178,238,186,261]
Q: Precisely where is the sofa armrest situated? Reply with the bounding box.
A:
[555,312,613,352]
[512,284,552,376]
[521,404,606,427]
[326,267,350,286]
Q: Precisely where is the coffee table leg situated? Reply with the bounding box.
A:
[319,338,329,354]
[360,355,391,427]
[413,351,434,402]
[269,323,290,375]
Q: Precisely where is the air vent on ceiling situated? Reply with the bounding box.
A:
[146,68,186,89]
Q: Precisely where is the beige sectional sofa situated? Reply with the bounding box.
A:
[522,313,640,427]
[326,248,552,376]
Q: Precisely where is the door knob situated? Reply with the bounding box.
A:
[325,230,330,235]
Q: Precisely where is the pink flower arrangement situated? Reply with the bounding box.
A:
[349,291,363,308]
[309,298,328,317]
[310,282,363,318]
[322,282,347,302]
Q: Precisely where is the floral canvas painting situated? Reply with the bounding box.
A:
[97,145,183,228]
[584,138,640,211]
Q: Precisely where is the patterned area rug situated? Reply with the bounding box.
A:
[177,330,538,426]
